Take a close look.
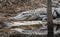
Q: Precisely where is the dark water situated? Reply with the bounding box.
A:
[9,34,60,37]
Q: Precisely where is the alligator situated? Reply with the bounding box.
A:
[9,8,60,21]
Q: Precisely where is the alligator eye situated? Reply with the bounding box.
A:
[22,13,25,15]
[22,13,28,15]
